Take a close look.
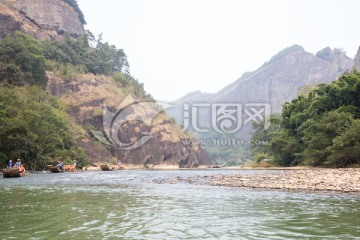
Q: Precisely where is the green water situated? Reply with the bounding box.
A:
[1,170,360,239]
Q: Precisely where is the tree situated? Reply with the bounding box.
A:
[42,31,130,76]
[0,86,87,170]
[270,131,300,166]
[251,115,282,158]
[258,70,360,167]
[0,31,47,86]
[301,111,353,166]
[326,119,360,167]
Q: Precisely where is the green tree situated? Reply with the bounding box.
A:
[258,70,360,167]
[270,131,300,166]
[42,31,130,76]
[326,119,360,167]
[0,86,87,170]
[0,31,47,86]
[251,115,282,157]
[301,111,353,166]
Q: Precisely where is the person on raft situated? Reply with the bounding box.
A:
[7,160,13,169]
[73,160,77,168]
[15,159,21,168]
[57,161,64,171]
[14,159,25,173]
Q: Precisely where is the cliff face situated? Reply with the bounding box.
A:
[216,46,353,113]
[0,0,84,39]
[46,72,213,168]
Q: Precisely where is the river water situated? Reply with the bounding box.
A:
[1,170,360,239]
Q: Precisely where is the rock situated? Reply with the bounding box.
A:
[0,0,84,40]
[207,168,360,193]
[46,72,213,168]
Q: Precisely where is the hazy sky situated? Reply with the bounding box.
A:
[77,0,360,101]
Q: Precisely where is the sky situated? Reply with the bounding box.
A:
[77,0,360,101]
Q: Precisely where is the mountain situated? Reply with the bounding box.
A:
[166,45,355,165]
[217,45,353,112]
[0,0,213,168]
[168,45,354,126]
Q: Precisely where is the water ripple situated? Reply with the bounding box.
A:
[1,170,360,239]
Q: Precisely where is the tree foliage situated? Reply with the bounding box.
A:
[0,32,47,86]
[112,71,153,100]
[0,86,87,170]
[326,119,360,166]
[251,70,360,167]
[0,31,131,84]
[43,32,129,76]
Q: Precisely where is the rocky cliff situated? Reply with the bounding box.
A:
[215,45,353,113]
[46,72,213,168]
[0,0,84,39]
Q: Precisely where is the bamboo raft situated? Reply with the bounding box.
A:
[100,164,112,171]
[100,164,125,171]
[48,165,64,173]
[3,168,28,178]
[48,165,82,173]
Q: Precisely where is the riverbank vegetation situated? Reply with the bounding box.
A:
[0,87,87,170]
[251,70,360,167]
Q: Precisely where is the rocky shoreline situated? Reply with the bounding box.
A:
[155,168,360,193]
[212,169,360,193]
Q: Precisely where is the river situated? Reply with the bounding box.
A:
[1,170,360,239]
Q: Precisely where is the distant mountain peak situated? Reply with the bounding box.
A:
[262,44,305,68]
[172,90,201,102]
[316,47,352,72]
[316,47,348,61]
[272,44,305,57]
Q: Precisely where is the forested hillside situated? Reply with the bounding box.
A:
[252,70,360,167]
[0,31,135,169]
